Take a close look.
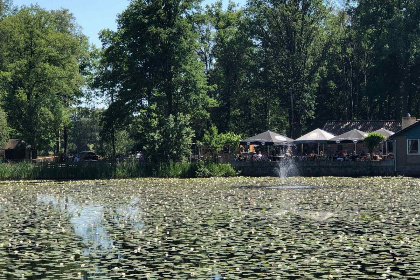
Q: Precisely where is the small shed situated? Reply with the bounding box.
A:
[1,139,34,161]
[389,120,420,175]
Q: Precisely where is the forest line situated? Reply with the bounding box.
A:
[0,0,419,161]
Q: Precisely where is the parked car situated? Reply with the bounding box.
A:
[78,151,99,161]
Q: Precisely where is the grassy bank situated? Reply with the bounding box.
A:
[0,160,238,180]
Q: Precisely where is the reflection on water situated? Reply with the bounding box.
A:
[37,195,144,256]
[2,177,420,279]
[115,197,144,231]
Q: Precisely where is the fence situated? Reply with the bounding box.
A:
[230,160,395,177]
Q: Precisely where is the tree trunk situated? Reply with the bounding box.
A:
[56,131,61,154]
[63,126,68,154]
[111,125,116,160]
[289,88,295,139]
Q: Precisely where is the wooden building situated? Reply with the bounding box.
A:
[1,139,35,161]
[389,115,420,175]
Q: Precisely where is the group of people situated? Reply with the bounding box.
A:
[236,149,392,162]
[236,151,264,161]
[301,150,389,161]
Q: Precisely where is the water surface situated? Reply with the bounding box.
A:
[0,177,419,279]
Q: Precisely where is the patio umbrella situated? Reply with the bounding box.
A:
[294,128,335,143]
[373,128,394,138]
[330,129,368,143]
[373,128,394,154]
[294,128,335,155]
[330,129,368,153]
[240,130,294,146]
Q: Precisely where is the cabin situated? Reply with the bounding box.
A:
[0,139,35,161]
[388,115,420,175]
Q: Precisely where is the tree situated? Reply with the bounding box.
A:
[349,0,420,120]
[204,2,253,134]
[199,124,242,155]
[247,0,330,138]
[0,6,90,151]
[313,6,359,128]
[200,124,223,155]
[0,0,14,18]
[143,113,195,164]
[98,0,214,140]
[68,107,103,154]
[0,108,9,148]
[364,133,386,153]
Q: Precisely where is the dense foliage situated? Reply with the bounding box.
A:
[0,4,90,153]
[2,0,420,160]
[96,0,420,158]
[364,132,387,153]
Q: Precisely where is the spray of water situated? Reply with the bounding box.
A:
[276,157,299,185]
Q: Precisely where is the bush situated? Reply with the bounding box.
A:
[194,160,212,178]
[0,160,238,180]
[364,133,386,153]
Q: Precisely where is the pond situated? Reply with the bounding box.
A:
[0,177,419,279]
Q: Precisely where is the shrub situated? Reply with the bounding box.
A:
[364,133,386,153]
[0,160,238,180]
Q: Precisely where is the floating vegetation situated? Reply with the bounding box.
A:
[0,177,419,279]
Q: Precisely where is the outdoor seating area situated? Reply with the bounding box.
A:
[236,151,394,162]
[237,128,395,163]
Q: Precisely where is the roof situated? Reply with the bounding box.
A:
[330,129,368,143]
[240,130,294,145]
[323,120,401,135]
[294,128,335,143]
[389,121,420,139]
[4,139,30,150]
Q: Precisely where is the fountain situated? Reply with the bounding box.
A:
[266,157,320,189]
[277,157,298,184]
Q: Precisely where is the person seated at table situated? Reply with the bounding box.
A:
[336,151,344,161]
[247,153,253,161]
[351,151,358,161]
[253,151,262,161]
[308,151,316,160]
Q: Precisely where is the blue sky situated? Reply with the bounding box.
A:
[13,0,246,47]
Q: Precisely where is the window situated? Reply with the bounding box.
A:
[407,139,419,154]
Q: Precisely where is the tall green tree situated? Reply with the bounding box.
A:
[98,0,214,135]
[205,2,255,134]
[247,0,330,138]
[0,6,90,151]
[350,0,420,119]
[313,6,359,128]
